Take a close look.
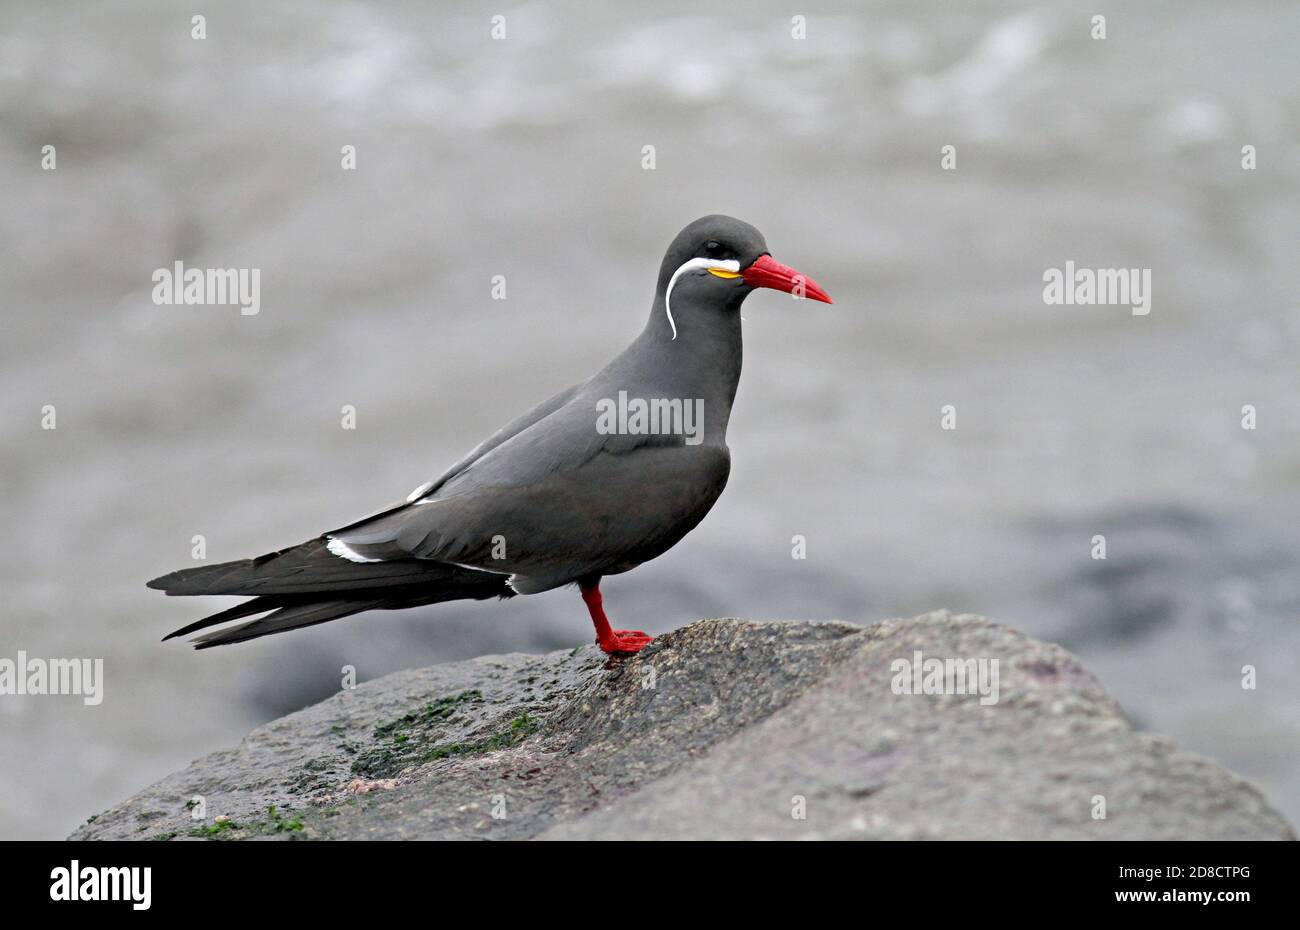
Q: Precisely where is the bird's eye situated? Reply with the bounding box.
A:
[703,240,724,257]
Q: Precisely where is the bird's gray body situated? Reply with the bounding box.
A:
[332,302,740,593]
[152,215,792,647]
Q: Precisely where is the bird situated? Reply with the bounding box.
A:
[150,215,832,653]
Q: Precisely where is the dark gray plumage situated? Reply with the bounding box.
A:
[150,215,832,652]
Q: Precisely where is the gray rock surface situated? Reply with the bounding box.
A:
[71,612,1294,841]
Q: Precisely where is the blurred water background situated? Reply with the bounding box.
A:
[1,0,1298,838]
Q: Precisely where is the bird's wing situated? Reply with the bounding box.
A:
[411,382,583,501]
[324,380,583,538]
[329,396,730,587]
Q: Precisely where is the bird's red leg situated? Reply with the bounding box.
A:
[579,579,652,655]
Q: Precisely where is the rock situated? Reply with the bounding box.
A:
[70,612,1294,841]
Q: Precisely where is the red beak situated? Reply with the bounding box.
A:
[741,254,833,304]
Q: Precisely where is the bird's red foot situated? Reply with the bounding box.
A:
[597,630,653,655]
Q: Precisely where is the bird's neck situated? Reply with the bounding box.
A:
[607,296,744,443]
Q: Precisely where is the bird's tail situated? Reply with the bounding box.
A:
[150,538,513,648]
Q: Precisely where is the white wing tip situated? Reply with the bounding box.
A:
[326,536,383,563]
[406,481,434,503]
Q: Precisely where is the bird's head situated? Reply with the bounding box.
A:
[656,215,832,340]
